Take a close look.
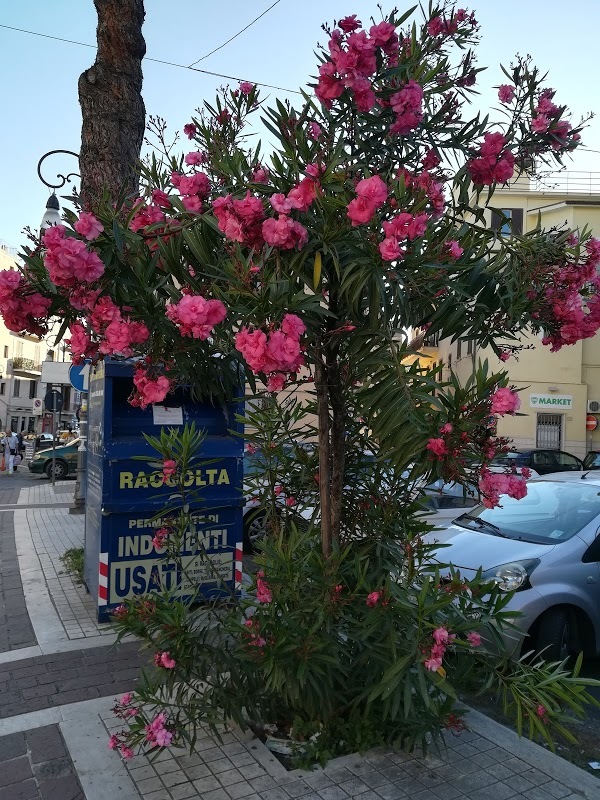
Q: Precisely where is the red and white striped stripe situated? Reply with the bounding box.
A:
[234,542,243,591]
[98,552,108,605]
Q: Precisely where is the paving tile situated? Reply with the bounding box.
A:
[0,732,26,760]
[38,774,84,800]
[0,777,39,800]
[224,780,262,799]
[0,755,33,788]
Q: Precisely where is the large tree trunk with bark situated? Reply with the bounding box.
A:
[78,0,146,209]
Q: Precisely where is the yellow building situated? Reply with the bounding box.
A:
[431,172,600,460]
[0,245,77,434]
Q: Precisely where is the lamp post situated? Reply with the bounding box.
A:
[37,150,88,512]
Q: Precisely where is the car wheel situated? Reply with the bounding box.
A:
[243,511,266,554]
[532,608,577,661]
[45,460,68,480]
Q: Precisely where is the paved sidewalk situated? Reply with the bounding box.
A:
[1,473,599,799]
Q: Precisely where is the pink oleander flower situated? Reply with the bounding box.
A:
[490,387,520,415]
[440,423,453,434]
[390,80,423,135]
[347,196,377,226]
[498,84,515,103]
[285,496,296,507]
[185,151,207,166]
[479,469,528,509]
[356,175,388,207]
[74,212,104,241]
[433,627,451,646]
[307,121,323,139]
[252,166,269,183]
[379,237,404,262]
[424,655,444,672]
[446,240,464,259]
[267,372,286,392]
[536,704,548,720]
[239,81,254,95]
[162,459,177,484]
[467,632,481,647]
[499,350,511,362]
[183,122,197,139]
[262,215,308,250]
[108,735,119,750]
[120,692,134,705]
[154,651,176,669]
[152,527,169,549]
[426,437,448,458]
[245,443,258,455]
[467,132,515,186]
[121,746,134,759]
[281,313,306,340]
[166,294,227,339]
[366,591,381,607]
[256,571,273,604]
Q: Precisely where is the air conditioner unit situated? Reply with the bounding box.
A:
[588,400,600,414]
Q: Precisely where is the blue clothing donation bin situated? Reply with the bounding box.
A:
[84,360,244,622]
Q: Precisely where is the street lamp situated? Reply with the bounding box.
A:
[40,193,61,229]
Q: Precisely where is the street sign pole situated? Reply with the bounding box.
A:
[52,403,56,487]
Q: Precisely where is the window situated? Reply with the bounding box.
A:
[63,386,71,410]
[13,379,20,397]
[0,383,4,396]
[3,346,7,358]
[424,329,440,347]
[536,414,562,450]
[467,339,473,355]
[29,380,37,399]
[27,417,36,433]
[457,339,462,359]
[15,339,23,358]
[491,208,523,236]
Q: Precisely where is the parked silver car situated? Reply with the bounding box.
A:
[425,473,600,660]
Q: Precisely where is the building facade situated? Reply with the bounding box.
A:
[428,172,600,460]
[0,247,77,434]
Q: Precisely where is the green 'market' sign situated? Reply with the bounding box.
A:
[529,394,573,410]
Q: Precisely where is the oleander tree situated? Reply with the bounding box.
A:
[2,1,600,757]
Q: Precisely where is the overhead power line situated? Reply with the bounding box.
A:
[188,0,282,67]
[0,22,302,94]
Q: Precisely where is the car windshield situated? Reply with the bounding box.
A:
[489,452,526,467]
[454,480,600,544]
[583,453,600,470]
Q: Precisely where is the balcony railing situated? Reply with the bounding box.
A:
[12,357,42,372]
[530,171,600,195]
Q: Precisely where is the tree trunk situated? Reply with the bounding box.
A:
[315,356,332,558]
[78,0,146,208]
[328,354,345,543]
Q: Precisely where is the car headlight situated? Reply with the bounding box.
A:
[482,559,540,592]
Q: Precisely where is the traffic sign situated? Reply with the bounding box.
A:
[69,363,90,392]
[44,390,63,412]
[32,398,43,415]
[587,414,598,432]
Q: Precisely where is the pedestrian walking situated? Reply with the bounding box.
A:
[2,429,19,474]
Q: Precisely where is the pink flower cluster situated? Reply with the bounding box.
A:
[129,199,165,232]
[166,294,227,339]
[536,239,600,351]
[498,84,515,104]
[243,618,266,649]
[467,133,515,186]
[398,167,446,218]
[154,651,176,669]
[390,80,424,135]
[427,8,477,37]
[479,469,527,509]
[99,317,150,358]
[490,388,520,415]
[235,313,306,388]
[424,626,455,672]
[0,270,51,337]
[74,212,104,241]
[131,366,172,409]
[379,210,429,260]
[145,712,173,748]
[171,170,210,213]
[66,323,94,365]
[271,176,319,215]
[262,215,308,250]
[366,590,382,607]
[347,175,388,227]
[108,732,134,760]
[152,527,170,549]
[256,571,272,604]
[530,89,579,151]
[316,18,398,111]
[162,459,177,484]
[212,192,265,248]
[42,224,105,287]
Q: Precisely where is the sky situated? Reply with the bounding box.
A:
[0,0,599,250]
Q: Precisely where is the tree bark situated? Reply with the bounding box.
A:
[78,0,146,208]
